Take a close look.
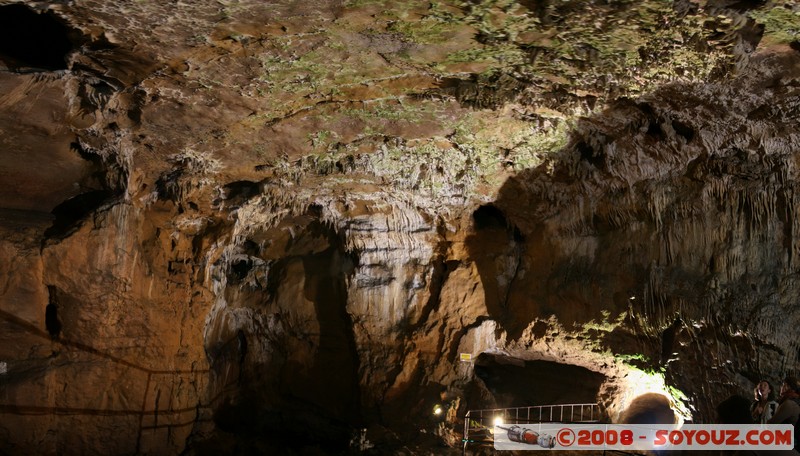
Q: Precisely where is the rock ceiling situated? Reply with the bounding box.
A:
[1,0,799,454]
[2,0,788,216]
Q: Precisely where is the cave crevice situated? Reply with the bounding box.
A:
[0,4,74,71]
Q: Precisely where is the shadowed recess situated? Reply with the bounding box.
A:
[0,4,73,70]
[474,354,606,408]
[620,393,676,424]
[44,190,116,239]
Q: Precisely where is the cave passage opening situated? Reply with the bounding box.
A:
[474,353,606,409]
[0,4,73,70]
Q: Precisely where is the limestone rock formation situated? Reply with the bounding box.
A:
[0,0,799,454]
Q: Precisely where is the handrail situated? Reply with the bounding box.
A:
[465,402,603,425]
[0,308,244,453]
[0,309,206,375]
[462,403,604,454]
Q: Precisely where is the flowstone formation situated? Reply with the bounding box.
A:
[0,0,799,454]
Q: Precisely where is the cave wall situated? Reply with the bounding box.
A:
[493,50,800,418]
[0,203,213,454]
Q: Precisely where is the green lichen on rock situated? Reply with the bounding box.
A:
[260,106,572,204]
[749,0,800,45]
[341,99,438,124]
[256,32,403,97]
[441,0,745,96]
[386,12,462,45]
[448,110,571,172]
[251,2,764,139]
[299,0,761,197]
[228,0,782,208]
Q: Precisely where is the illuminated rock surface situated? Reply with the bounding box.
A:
[0,0,799,454]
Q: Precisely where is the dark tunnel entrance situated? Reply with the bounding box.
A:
[620,392,677,424]
[473,353,606,408]
[0,4,74,71]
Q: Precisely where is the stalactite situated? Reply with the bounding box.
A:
[706,177,729,205]
[647,187,667,231]
[785,186,799,268]
[665,227,675,266]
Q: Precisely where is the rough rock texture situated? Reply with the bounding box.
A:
[0,0,799,454]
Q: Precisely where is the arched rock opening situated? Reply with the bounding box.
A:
[0,4,74,71]
[201,216,362,453]
[619,392,677,424]
[472,354,606,408]
[464,205,524,324]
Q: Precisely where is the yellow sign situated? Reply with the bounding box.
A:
[459,353,472,362]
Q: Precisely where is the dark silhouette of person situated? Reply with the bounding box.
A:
[716,394,752,424]
[660,317,683,365]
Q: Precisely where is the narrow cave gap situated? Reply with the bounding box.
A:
[468,205,525,330]
[42,141,126,241]
[222,180,261,207]
[577,140,605,168]
[399,241,455,336]
[646,120,665,140]
[0,4,73,71]
[473,204,507,230]
[709,0,767,12]
[240,239,260,256]
[155,169,184,202]
[43,189,117,240]
[660,317,684,365]
[298,223,362,426]
[473,204,525,241]
[45,303,61,338]
[473,354,606,409]
[69,142,116,191]
[517,0,551,22]
[228,258,252,282]
[306,203,323,218]
[671,119,695,142]
[45,285,62,339]
[209,220,362,452]
[263,256,289,299]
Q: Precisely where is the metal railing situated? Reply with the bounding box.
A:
[0,308,243,453]
[463,403,603,454]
